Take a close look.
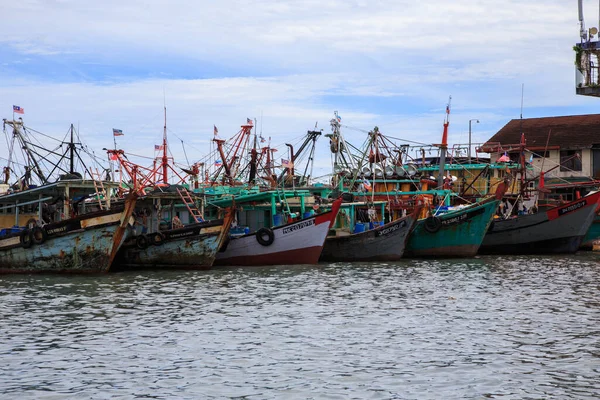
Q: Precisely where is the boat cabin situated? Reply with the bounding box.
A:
[0,179,118,232]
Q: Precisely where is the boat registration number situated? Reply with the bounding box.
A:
[375,220,406,237]
[441,207,485,227]
[282,219,315,234]
[557,200,587,216]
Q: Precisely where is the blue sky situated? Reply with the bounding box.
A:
[2,0,600,180]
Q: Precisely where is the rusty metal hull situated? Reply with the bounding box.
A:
[116,219,228,270]
[320,214,417,262]
[0,208,130,274]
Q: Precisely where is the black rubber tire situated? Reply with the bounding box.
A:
[31,226,47,245]
[26,218,37,229]
[136,235,149,249]
[424,216,442,233]
[20,229,33,248]
[150,232,166,246]
[256,228,275,246]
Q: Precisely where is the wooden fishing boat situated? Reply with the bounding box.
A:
[0,118,137,273]
[405,197,499,257]
[479,191,600,254]
[214,197,342,266]
[320,214,419,262]
[0,186,136,274]
[115,205,234,270]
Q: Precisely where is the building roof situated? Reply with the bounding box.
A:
[481,114,600,152]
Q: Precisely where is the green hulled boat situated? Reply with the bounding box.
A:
[405,198,499,257]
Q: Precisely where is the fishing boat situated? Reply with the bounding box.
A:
[0,190,136,273]
[107,110,236,270]
[0,118,137,273]
[480,191,600,254]
[320,200,420,262]
[405,197,499,257]
[321,105,499,258]
[214,196,342,266]
[114,188,234,269]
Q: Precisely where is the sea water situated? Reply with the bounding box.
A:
[1,254,599,399]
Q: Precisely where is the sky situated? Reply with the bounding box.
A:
[2,0,600,182]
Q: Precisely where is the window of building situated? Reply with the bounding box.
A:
[560,150,582,172]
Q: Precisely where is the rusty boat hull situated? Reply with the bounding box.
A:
[0,206,132,274]
[115,217,231,270]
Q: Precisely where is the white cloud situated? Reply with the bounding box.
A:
[1,0,598,182]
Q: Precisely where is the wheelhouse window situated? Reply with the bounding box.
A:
[560,150,582,172]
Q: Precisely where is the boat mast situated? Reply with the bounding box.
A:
[69,124,75,174]
[3,118,47,184]
[437,96,451,189]
[249,127,258,184]
[162,107,168,184]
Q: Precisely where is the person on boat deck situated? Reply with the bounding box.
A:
[497,201,505,217]
[443,174,453,190]
[172,214,183,229]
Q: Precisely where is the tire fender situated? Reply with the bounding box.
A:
[136,235,149,249]
[424,216,442,233]
[31,226,48,245]
[256,228,275,246]
[20,229,33,248]
[150,232,166,246]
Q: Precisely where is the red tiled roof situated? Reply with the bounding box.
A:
[482,114,600,151]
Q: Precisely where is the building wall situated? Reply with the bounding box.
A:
[491,149,593,180]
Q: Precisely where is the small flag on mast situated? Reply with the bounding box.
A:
[155,144,164,151]
[113,128,124,136]
[214,159,223,167]
[247,118,253,125]
[13,105,24,114]
[214,125,218,136]
[281,159,294,168]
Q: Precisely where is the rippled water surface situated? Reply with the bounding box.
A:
[1,254,600,399]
